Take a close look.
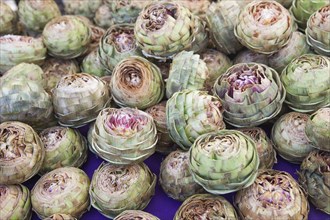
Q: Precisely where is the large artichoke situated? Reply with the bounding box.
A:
[213,63,286,127]
[234,169,309,220]
[166,90,226,150]
[281,54,330,112]
[114,210,159,220]
[89,162,156,218]
[298,150,330,214]
[0,1,18,35]
[189,130,259,194]
[233,49,269,66]
[110,56,164,109]
[0,121,44,184]
[62,0,102,19]
[31,167,90,219]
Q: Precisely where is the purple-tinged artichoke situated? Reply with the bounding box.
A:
[89,162,156,218]
[233,49,269,66]
[43,214,77,220]
[81,49,107,77]
[0,184,31,220]
[213,63,286,127]
[298,150,330,214]
[114,210,159,220]
[62,0,102,19]
[174,194,239,220]
[159,150,204,201]
[0,121,44,184]
[235,169,309,220]
[31,167,90,219]
[0,1,18,35]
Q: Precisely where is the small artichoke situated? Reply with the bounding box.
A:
[81,49,107,77]
[114,210,159,220]
[0,184,32,220]
[234,169,309,220]
[174,194,239,220]
[235,0,294,54]
[233,49,269,66]
[213,63,286,127]
[0,121,44,184]
[110,56,164,109]
[89,162,156,218]
[298,150,330,214]
[0,1,18,35]
[281,54,330,112]
[166,90,226,150]
[62,0,102,19]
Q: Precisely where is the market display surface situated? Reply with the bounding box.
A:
[0,0,329,220]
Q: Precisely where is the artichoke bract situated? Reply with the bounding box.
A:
[62,0,102,19]
[52,73,111,127]
[89,162,156,218]
[89,108,157,165]
[39,126,88,175]
[234,169,309,220]
[42,15,91,59]
[189,130,259,194]
[43,214,77,220]
[0,121,44,184]
[31,167,90,219]
[298,150,330,214]
[0,35,46,73]
[81,49,107,77]
[166,90,226,150]
[213,63,286,128]
[238,127,277,169]
[114,210,159,220]
[0,1,18,35]
[174,194,239,220]
[110,56,164,109]
[305,107,330,151]
[0,184,32,220]
[281,54,330,112]
[159,150,204,201]
[306,5,330,56]
[134,2,208,60]
[271,112,315,163]
[233,49,269,66]
[235,0,294,54]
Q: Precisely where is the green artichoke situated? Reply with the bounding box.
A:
[110,56,164,109]
[31,167,90,219]
[62,0,102,19]
[305,107,330,151]
[271,112,315,163]
[88,107,157,165]
[43,214,77,220]
[52,73,111,127]
[0,35,46,73]
[81,49,108,77]
[159,150,204,201]
[89,162,156,218]
[0,1,18,35]
[213,63,286,127]
[298,150,330,214]
[306,5,330,56]
[174,194,239,220]
[42,15,91,59]
[189,130,259,194]
[0,184,32,220]
[235,169,309,220]
[134,2,208,60]
[233,49,269,66]
[0,121,44,184]
[166,90,226,150]
[235,0,294,54]
[281,54,330,112]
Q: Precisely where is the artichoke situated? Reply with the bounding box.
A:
[0,1,18,35]
[81,49,108,77]
[306,5,330,56]
[281,54,330,112]
[98,24,141,72]
[234,169,309,220]
[213,63,286,127]
[42,15,91,59]
[305,107,330,151]
[0,35,46,73]
[0,184,32,220]
[88,107,157,165]
[110,56,164,109]
[134,2,208,60]
[233,49,269,66]
[0,121,44,184]
[159,150,204,201]
[43,214,77,220]
[238,127,277,169]
[52,73,111,127]
[174,194,239,220]
[189,130,259,194]
[62,0,102,19]
[235,0,294,54]
[89,162,156,218]
[39,126,88,175]
[298,150,330,214]
[166,90,226,150]
[114,210,159,220]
